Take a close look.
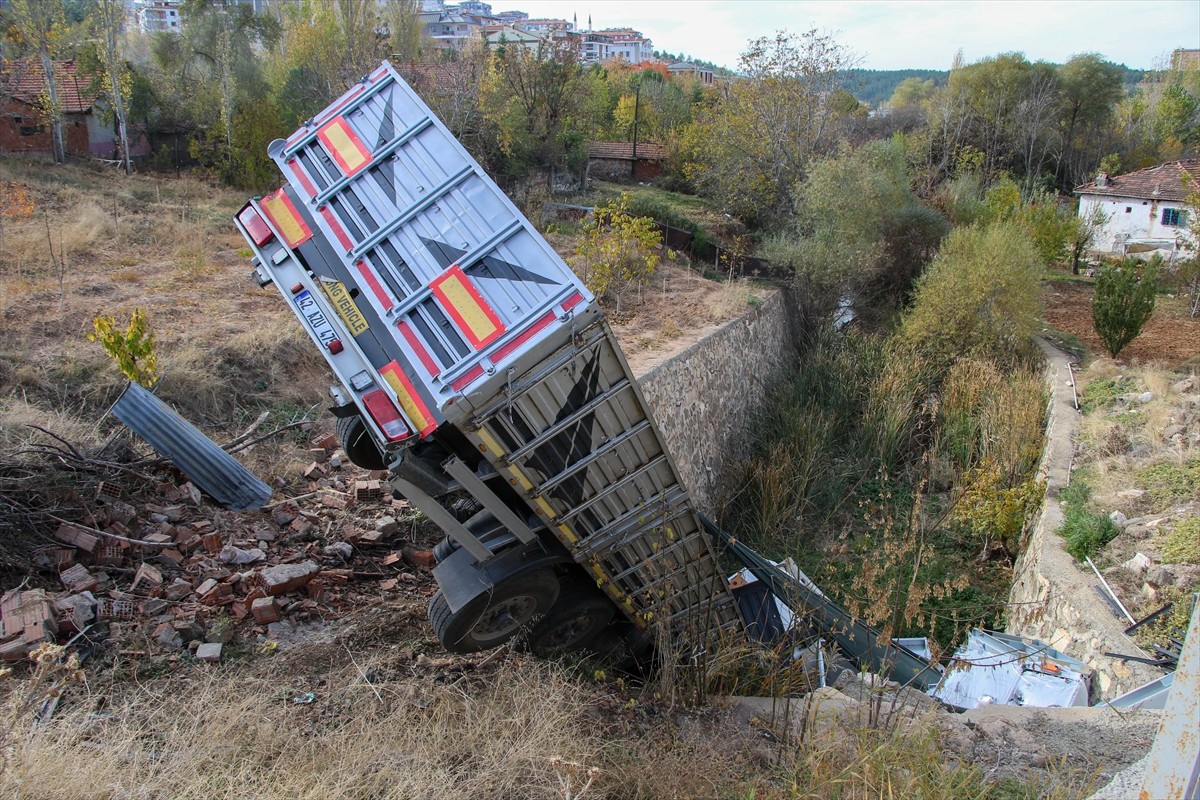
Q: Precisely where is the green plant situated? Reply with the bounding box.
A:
[573,193,668,313]
[1134,459,1200,506]
[88,307,159,388]
[1057,478,1118,561]
[1092,257,1159,358]
[1079,376,1131,414]
[1162,517,1200,563]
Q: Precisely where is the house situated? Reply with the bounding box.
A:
[135,0,185,33]
[594,28,654,64]
[587,141,668,180]
[485,27,549,54]
[0,59,132,160]
[1075,160,1198,257]
[667,61,714,85]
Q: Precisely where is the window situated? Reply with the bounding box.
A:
[1125,207,1131,213]
[19,124,44,136]
[1162,208,1187,227]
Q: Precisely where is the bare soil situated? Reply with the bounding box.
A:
[1043,279,1200,367]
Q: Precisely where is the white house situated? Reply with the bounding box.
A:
[1075,160,1198,257]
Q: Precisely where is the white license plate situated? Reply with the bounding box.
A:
[294,290,338,349]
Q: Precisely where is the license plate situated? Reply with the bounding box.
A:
[294,290,338,349]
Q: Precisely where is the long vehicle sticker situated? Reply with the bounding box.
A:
[318,280,369,336]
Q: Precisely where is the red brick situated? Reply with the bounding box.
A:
[250,596,280,624]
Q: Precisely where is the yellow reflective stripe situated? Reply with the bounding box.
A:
[534,497,556,519]
[261,190,310,248]
[430,266,504,348]
[475,428,504,457]
[319,118,370,175]
[380,362,435,436]
[557,523,577,544]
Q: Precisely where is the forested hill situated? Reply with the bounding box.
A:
[838,69,948,106]
[839,64,1148,107]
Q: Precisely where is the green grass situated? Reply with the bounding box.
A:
[1057,478,1118,561]
[1134,459,1200,506]
[1080,376,1132,414]
[1162,518,1200,564]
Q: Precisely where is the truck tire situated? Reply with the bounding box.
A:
[524,587,615,655]
[429,569,559,654]
[335,415,388,471]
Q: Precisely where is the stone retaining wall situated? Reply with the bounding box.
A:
[636,290,796,515]
[1006,341,1162,699]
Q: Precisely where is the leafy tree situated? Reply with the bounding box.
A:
[681,29,856,223]
[1092,257,1159,358]
[89,309,159,388]
[1055,54,1124,191]
[1069,201,1108,275]
[572,194,666,313]
[888,77,935,108]
[901,222,1042,372]
[86,0,134,173]
[7,0,68,163]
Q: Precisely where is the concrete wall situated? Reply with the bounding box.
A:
[1007,341,1163,700]
[1079,192,1196,253]
[636,290,796,515]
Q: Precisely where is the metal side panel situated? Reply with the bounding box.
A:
[268,61,595,424]
[111,382,272,511]
[461,318,742,635]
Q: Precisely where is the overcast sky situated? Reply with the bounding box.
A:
[501,0,1200,71]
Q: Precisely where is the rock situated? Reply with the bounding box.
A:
[1146,566,1174,588]
[195,642,223,663]
[1136,392,1153,403]
[257,560,321,596]
[251,596,280,625]
[1171,377,1195,393]
[1140,583,1158,604]
[1121,552,1152,577]
[1162,424,1184,440]
[323,542,353,562]
[1117,489,1147,502]
[1109,510,1128,528]
[375,516,399,535]
[154,622,183,650]
[219,546,266,565]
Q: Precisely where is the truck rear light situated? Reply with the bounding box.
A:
[361,390,411,441]
[328,339,343,354]
[238,205,274,245]
[349,371,374,391]
[291,282,304,294]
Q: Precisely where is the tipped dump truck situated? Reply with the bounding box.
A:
[235,61,742,657]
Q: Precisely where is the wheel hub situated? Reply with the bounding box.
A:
[473,595,538,643]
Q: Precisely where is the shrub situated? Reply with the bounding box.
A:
[88,308,159,388]
[572,193,666,313]
[1092,257,1159,358]
[900,222,1042,374]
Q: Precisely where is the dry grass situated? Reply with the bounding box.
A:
[2,658,606,800]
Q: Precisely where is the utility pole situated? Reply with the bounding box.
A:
[630,83,640,179]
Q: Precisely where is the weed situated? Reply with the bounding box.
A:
[1057,478,1118,561]
[1133,459,1200,506]
[1079,376,1131,414]
[1162,518,1200,563]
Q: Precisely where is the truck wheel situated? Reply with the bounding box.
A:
[335,415,388,471]
[429,569,559,654]
[524,588,615,655]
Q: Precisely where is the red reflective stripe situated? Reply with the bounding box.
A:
[313,85,365,127]
[562,292,584,312]
[492,311,555,363]
[370,65,388,82]
[355,260,393,310]
[451,365,485,392]
[397,320,439,377]
[286,158,317,200]
[319,206,353,250]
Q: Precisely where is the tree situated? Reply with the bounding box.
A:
[7,0,68,163]
[888,77,935,108]
[901,222,1042,372]
[1092,257,1159,358]
[1055,54,1124,191]
[572,194,665,313]
[681,29,856,223]
[1069,201,1108,275]
[88,0,133,173]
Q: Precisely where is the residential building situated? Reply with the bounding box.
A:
[595,28,653,64]
[1075,160,1199,256]
[486,27,548,54]
[0,59,148,160]
[578,34,612,65]
[515,17,573,35]
[587,141,667,180]
[667,61,714,85]
[136,0,184,33]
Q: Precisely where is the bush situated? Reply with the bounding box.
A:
[572,193,665,313]
[1092,257,1159,358]
[1162,518,1200,564]
[900,222,1042,374]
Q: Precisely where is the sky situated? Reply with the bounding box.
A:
[500,0,1200,71]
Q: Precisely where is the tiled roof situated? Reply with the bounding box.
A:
[0,58,96,113]
[1075,160,1200,202]
[588,141,667,161]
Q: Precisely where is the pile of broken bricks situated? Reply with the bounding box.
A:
[1,433,438,665]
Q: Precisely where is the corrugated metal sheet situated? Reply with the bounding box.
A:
[111,382,273,511]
